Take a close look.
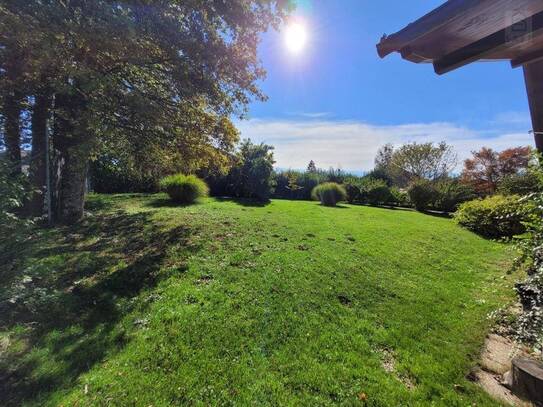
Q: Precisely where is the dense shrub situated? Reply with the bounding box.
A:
[0,159,34,261]
[454,195,530,238]
[344,181,361,203]
[434,179,477,212]
[274,170,326,200]
[90,154,159,193]
[359,178,392,205]
[218,140,275,201]
[160,174,209,204]
[311,182,347,207]
[389,187,410,207]
[407,180,438,211]
[507,159,543,348]
[498,171,542,196]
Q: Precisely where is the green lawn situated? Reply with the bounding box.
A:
[1,194,518,406]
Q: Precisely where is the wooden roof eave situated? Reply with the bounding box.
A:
[377,0,543,74]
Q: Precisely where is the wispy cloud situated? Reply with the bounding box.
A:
[236,118,532,172]
[287,111,332,119]
[492,111,532,127]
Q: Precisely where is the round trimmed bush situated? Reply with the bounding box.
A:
[311,182,347,207]
[159,174,209,204]
[454,195,530,238]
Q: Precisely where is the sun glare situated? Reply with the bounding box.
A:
[284,22,307,54]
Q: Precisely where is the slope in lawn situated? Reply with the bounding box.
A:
[0,194,516,406]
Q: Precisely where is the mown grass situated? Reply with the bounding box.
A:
[0,194,519,406]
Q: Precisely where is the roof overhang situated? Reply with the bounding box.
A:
[377,0,543,74]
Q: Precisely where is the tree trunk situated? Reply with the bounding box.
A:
[56,142,90,224]
[52,90,92,224]
[27,91,52,216]
[3,91,23,174]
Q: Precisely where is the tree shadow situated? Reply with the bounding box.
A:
[316,203,350,209]
[145,197,199,208]
[214,197,270,207]
[419,209,452,219]
[0,208,201,406]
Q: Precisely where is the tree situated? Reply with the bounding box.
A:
[461,146,532,195]
[375,143,394,172]
[389,141,457,186]
[1,1,290,223]
[408,179,439,211]
[307,160,317,173]
[229,139,275,201]
[0,43,25,174]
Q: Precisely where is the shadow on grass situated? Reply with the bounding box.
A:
[315,203,350,209]
[145,197,196,208]
[352,203,452,217]
[420,209,452,219]
[0,208,200,406]
[215,197,270,207]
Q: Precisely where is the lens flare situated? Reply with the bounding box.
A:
[284,22,307,53]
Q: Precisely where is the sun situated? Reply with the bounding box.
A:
[284,22,307,54]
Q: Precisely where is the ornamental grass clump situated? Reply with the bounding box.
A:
[311,182,347,207]
[160,174,209,204]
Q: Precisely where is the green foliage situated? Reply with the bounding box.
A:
[497,171,542,196]
[229,140,276,201]
[1,1,288,223]
[390,187,410,207]
[407,180,439,211]
[274,169,344,201]
[343,180,361,203]
[434,179,477,213]
[311,182,347,206]
[388,141,457,186]
[209,140,276,201]
[359,178,392,205]
[160,174,209,204]
[508,157,543,349]
[454,195,530,238]
[0,159,33,260]
[90,154,159,193]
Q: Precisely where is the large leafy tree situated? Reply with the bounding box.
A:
[1,0,290,223]
[387,141,457,186]
[461,146,532,195]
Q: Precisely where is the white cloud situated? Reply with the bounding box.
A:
[236,118,533,172]
[492,111,532,126]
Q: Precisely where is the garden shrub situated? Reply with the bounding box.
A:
[366,181,392,205]
[160,174,209,204]
[311,182,347,207]
[434,179,477,212]
[0,159,34,261]
[454,195,530,238]
[389,187,410,207]
[223,140,275,201]
[407,179,438,211]
[90,154,160,193]
[343,179,361,203]
[498,171,542,196]
[508,159,543,349]
[356,178,390,205]
[274,170,339,201]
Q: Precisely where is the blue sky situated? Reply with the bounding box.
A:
[239,0,533,172]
